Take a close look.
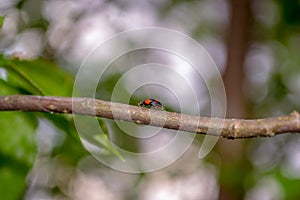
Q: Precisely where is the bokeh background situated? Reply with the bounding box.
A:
[1,0,300,199]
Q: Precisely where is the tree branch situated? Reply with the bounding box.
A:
[0,95,300,139]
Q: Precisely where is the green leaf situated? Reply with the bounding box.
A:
[0,166,27,200]
[0,16,5,29]
[3,58,73,96]
[0,112,38,165]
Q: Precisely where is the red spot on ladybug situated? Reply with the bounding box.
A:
[138,98,164,110]
[144,99,152,105]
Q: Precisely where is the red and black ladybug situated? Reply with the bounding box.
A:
[138,98,164,110]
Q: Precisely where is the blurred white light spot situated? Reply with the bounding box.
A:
[281,137,300,179]
[0,0,18,8]
[0,68,7,81]
[5,29,44,59]
[43,0,76,22]
[36,119,65,154]
[287,75,300,106]
[200,37,226,73]
[245,176,284,200]
[244,43,274,102]
[247,138,282,172]
[245,43,274,86]
[141,175,181,200]
[141,164,218,200]
[252,0,279,28]
[70,14,115,62]
[70,171,121,200]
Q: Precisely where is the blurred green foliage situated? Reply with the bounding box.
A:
[0,55,128,199]
[0,16,4,29]
[0,56,87,198]
[0,0,300,199]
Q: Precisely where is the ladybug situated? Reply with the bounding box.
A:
[138,98,164,110]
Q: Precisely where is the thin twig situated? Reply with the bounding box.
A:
[0,95,300,139]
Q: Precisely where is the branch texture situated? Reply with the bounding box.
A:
[1,95,300,139]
